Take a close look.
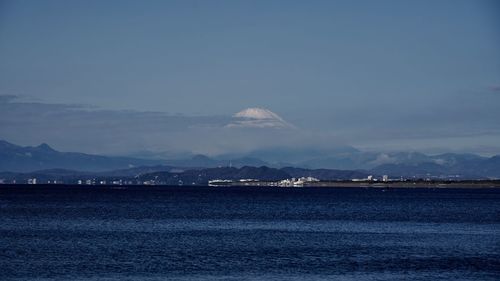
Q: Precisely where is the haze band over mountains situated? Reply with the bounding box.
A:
[3,94,500,158]
[1,139,499,182]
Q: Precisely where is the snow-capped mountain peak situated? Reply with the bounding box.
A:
[227,108,293,129]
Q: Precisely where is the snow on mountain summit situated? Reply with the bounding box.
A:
[227,108,293,129]
[234,108,284,120]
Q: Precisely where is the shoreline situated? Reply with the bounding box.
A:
[219,181,500,189]
[307,181,500,189]
[1,181,500,189]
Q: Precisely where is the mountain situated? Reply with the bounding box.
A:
[172,165,288,183]
[241,148,500,179]
[216,157,269,167]
[281,167,370,180]
[94,165,178,177]
[137,166,291,185]
[165,154,218,168]
[161,154,270,168]
[371,153,500,179]
[1,140,499,179]
[242,146,361,167]
[0,140,165,172]
[226,108,294,129]
[294,151,436,170]
[0,165,370,185]
[0,140,270,172]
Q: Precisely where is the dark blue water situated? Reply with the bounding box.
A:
[1,186,499,280]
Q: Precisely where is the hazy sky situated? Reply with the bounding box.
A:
[1,0,499,155]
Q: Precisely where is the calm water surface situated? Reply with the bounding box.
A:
[1,186,499,280]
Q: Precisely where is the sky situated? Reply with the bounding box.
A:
[1,0,499,156]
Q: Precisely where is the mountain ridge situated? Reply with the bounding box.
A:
[1,140,499,179]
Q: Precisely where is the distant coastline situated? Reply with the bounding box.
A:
[299,180,500,189]
[1,180,500,189]
[207,180,500,189]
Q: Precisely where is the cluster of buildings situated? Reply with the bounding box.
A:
[208,177,321,187]
[7,178,150,186]
[3,174,396,187]
[352,175,390,182]
[278,176,320,187]
[76,179,155,186]
[77,179,126,185]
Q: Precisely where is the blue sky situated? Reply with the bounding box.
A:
[0,0,499,155]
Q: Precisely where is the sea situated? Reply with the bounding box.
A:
[0,185,499,280]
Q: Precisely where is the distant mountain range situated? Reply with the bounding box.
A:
[0,140,164,172]
[1,140,499,179]
[239,148,500,179]
[0,140,267,172]
[371,155,500,179]
[0,166,370,185]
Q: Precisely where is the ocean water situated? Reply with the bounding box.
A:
[0,186,499,280]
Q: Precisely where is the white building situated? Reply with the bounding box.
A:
[279,176,320,187]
